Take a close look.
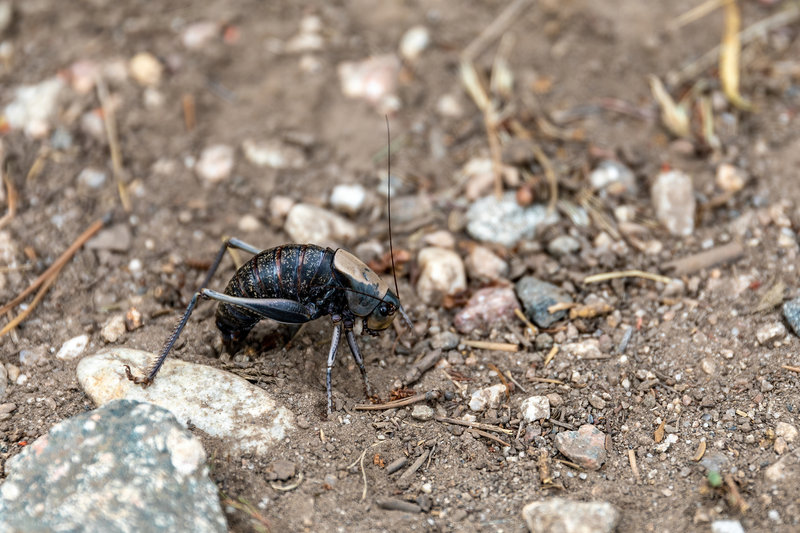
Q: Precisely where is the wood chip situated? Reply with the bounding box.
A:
[661,242,743,275]
[654,420,666,443]
[693,440,707,462]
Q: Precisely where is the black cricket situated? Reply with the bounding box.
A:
[126,122,411,416]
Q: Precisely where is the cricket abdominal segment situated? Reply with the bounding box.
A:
[128,239,408,416]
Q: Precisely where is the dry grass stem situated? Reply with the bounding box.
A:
[96,77,131,212]
[583,270,673,285]
[435,416,513,435]
[353,390,440,411]
[720,0,751,110]
[461,339,519,352]
[0,216,107,323]
[628,449,641,484]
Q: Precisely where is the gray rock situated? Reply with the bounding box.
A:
[554,424,607,470]
[0,400,226,533]
[651,169,695,236]
[77,348,295,456]
[782,297,800,336]
[0,364,7,399]
[521,498,619,533]
[547,235,581,257]
[466,193,559,247]
[86,224,132,252]
[430,331,460,351]
[515,276,572,328]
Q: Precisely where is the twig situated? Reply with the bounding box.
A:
[353,390,441,411]
[461,339,519,352]
[434,416,513,435]
[528,376,563,385]
[0,216,108,318]
[661,242,744,275]
[462,0,534,60]
[468,428,510,448]
[96,77,131,212]
[673,4,800,85]
[0,157,18,231]
[347,441,386,501]
[554,458,583,470]
[628,449,641,484]
[669,0,726,31]
[488,363,511,397]
[538,449,553,485]
[724,474,749,514]
[782,365,800,373]
[544,345,558,366]
[397,449,429,485]
[548,419,576,431]
[0,261,64,337]
[693,440,707,462]
[402,349,442,386]
[583,270,673,285]
[182,93,196,131]
[505,370,527,393]
[514,307,538,335]
[269,471,303,492]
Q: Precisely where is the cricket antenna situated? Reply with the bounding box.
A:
[385,116,413,330]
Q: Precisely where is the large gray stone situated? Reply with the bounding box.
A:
[0,400,226,533]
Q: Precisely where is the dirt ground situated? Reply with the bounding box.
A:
[2,0,800,531]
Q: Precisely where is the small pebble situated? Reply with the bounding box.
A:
[182,21,219,49]
[430,331,460,351]
[520,396,550,422]
[415,247,466,306]
[86,224,132,253]
[588,394,606,410]
[716,163,746,193]
[77,167,107,188]
[196,144,235,183]
[3,77,65,138]
[515,276,572,328]
[589,160,636,195]
[547,235,581,257]
[237,214,263,232]
[337,54,400,111]
[242,139,305,169]
[56,334,90,360]
[422,230,455,249]
[411,404,434,421]
[399,25,430,61]
[101,315,127,343]
[128,52,163,86]
[522,498,619,533]
[756,322,786,344]
[269,460,296,481]
[651,169,695,236]
[329,183,367,215]
[466,192,559,247]
[554,424,607,470]
[775,421,797,443]
[468,384,507,412]
[453,286,519,334]
[710,520,745,533]
[284,204,358,247]
[464,246,508,282]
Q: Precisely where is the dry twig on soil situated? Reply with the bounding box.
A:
[434,416,513,435]
[353,390,441,411]
[461,339,519,352]
[0,216,108,337]
[661,242,743,275]
[583,270,673,285]
[96,78,131,212]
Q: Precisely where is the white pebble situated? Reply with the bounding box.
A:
[329,184,367,215]
[520,396,551,422]
[77,167,107,189]
[101,315,127,343]
[399,25,430,61]
[238,214,263,232]
[651,169,695,236]
[196,144,235,183]
[469,383,507,412]
[182,21,219,49]
[128,52,163,87]
[56,334,90,360]
[284,204,358,247]
[242,139,305,169]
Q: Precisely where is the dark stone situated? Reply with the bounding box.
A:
[515,276,573,328]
